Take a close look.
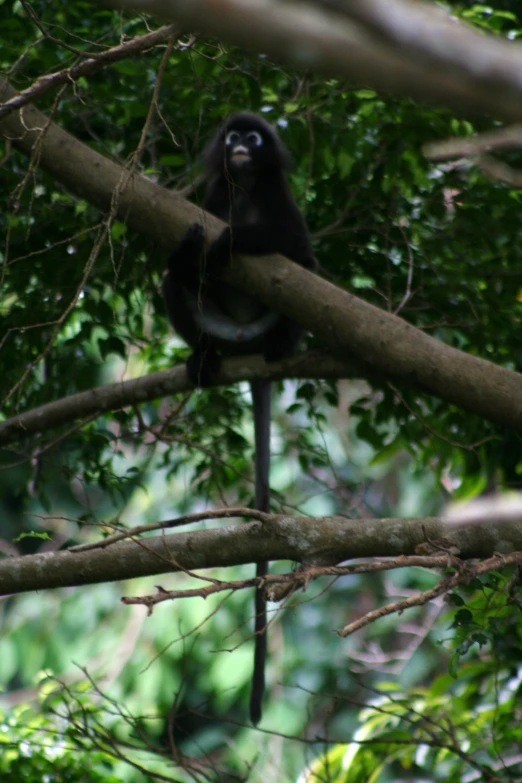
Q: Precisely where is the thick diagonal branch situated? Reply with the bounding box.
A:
[1,77,522,437]
[102,0,522,122]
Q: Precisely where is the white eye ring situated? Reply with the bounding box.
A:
[226,130,241,145]
[246,131,263,146]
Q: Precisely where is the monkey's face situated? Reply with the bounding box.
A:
[204,113,290,178]
[224,126,277,176]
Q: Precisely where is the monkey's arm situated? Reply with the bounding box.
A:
[162,224,206,348]
[165,223,206,284]
[207,225,317,271]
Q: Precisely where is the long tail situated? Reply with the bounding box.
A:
[249,379,271,725]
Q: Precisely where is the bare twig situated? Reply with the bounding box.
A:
[339,550,522,637]
[70,506,273,552]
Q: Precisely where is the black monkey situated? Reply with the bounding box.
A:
[163,113,316,724]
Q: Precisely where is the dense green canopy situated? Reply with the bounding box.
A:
[1,2,522,781]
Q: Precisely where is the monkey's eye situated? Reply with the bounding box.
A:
[246,131,263,146]
[226,131,241,145]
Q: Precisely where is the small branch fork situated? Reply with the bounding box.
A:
[121,548,522,636]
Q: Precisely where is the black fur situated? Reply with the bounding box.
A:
[163,113,316,723]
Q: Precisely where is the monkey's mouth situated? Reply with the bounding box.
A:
[231,152,250,165]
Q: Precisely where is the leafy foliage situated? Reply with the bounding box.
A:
[2,0,522,781]
[0,684,121,782]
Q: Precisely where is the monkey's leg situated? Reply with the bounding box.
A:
[186,341,221,387]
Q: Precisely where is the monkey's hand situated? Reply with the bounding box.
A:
[167,223,205,285]
[203,227,233,278]
[173,223,204,264]
[204,223,293,276]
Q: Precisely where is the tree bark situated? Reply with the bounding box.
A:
[1,512,521,595]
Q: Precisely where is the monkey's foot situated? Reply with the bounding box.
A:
[186,347,221,387]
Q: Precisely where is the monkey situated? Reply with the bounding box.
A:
[163,113,316,724]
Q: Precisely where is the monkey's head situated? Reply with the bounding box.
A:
[204,113,291,179]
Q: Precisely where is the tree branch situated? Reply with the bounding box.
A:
[326,0,522,104]
[0,24,179,120]
[100,0,522,122]
[2,510,522,595]
[424,125,522,161]
[0,353,364,447]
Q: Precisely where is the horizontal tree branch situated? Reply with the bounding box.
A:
[101,0,522,122]
[424,126,522,161]
[1,77,522,439]
[0,353,362,447]
[1,510,522,596]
